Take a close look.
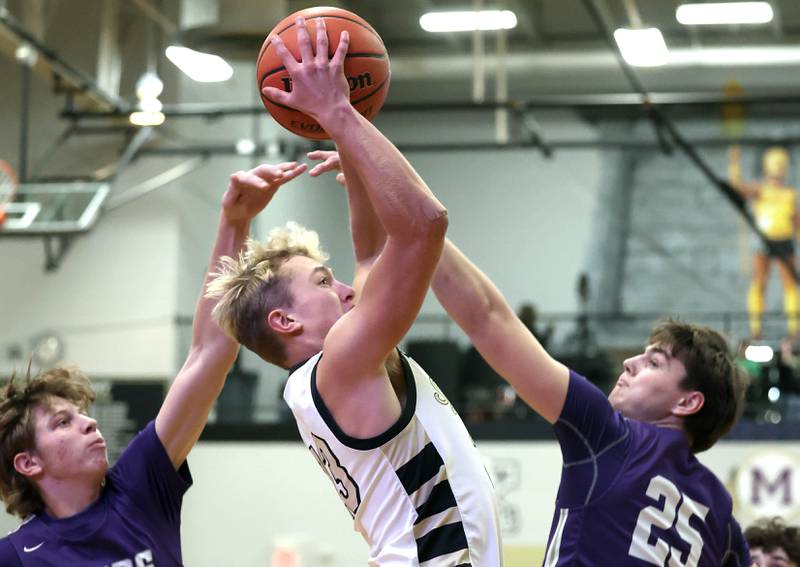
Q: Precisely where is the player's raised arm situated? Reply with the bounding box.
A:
[264,17,447,380]
[307,150,386,297]
[433,240,569,423]
[155,162,306,468]
[728,145,761,199]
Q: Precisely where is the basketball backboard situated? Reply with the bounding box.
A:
[0,182,109,236]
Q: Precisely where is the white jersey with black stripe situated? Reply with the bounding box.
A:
[283,350,503,567]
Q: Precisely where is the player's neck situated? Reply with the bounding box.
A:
[652,417,691,442]
[287,334,324,366]
[39,476,103,519]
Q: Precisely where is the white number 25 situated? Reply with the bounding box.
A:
[628,475,710,567]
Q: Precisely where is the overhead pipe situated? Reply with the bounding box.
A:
[0,6,127,111]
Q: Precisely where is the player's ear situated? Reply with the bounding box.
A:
[13,451,43,478]
[673,391,704,417]
[267,308,301,336]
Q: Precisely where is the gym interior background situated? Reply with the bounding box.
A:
[2,0,800,564]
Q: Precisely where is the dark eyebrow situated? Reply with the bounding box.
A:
[647,346,672,364]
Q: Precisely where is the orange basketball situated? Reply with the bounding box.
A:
[256,7,390,140]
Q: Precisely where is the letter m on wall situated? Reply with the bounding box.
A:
[752,467,792,505]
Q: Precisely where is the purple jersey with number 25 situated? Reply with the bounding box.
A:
[0,421,191,567]
[542,371,751,567]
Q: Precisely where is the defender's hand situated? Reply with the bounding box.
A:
[307,150,347,187]
[222,161,307,222]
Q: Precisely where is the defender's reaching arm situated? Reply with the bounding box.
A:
[155,162,306,468]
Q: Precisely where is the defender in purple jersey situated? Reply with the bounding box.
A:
[0,160,307,566]
[430,243,754,566]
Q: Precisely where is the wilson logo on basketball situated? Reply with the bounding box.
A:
[280,73,374,93]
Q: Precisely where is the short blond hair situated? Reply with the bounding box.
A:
[207,222,328,367]
[0,365,96,518]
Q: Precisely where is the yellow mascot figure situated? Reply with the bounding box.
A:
[730,145,798,339]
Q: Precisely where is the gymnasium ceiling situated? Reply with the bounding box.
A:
[2,0,800,111]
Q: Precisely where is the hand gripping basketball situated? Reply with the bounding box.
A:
[262,17,350,121]
[256,7,391,140]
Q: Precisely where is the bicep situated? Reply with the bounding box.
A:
[324,234,444,377]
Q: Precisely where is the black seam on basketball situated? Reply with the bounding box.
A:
[351,75,390,105]
[258,52,388,82]
[273,15,383,44]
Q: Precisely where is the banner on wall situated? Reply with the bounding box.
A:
[732,447,800,526]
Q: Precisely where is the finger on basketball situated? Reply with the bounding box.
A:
[270,35,299,71]
[330,30,349,67]
[315,18,329,64]
[295,17,314,62]
[263,86,289,105]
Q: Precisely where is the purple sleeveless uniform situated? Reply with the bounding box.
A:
[542,371,751,567]
[0,421,191,566]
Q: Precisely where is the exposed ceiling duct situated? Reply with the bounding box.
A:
[176,0,288,59]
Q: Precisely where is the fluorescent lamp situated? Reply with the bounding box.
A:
[165,46,233,82]
[670,46,800,66]
[138,98,163,113]
[676,2,773,25]
[420,10,517,32]
[613,28,669,67]
[129,111,166,127]
[136,72,164,99]
[745,344,773,363]
[235,139,256,155]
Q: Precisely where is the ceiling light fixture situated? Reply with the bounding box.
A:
[613,27,669,67]
[676,2,773,25]
[130,72,165,127]
[166,46,233,82]
[129,111,165,127]
[420,10,518,33]
[745,344,773,363]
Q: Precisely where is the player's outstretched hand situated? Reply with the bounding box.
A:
[223,161,307,222]
[262,17,350,120]
[307,150,346,187]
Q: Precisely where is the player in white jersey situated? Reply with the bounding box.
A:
[206,17,501,566]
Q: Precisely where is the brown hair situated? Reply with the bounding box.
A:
[649,319,749,453]
[745,516,800,562]
[0,365,96,518]
[206,222,328,368]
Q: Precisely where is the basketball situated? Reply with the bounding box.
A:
[256,7,390,140]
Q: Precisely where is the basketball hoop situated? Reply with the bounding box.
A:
[0,160,19,227]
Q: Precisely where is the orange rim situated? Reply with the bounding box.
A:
[0,160,18,224]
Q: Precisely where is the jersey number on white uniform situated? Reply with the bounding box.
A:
[309,433,362,516]
[628,475,710,567]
